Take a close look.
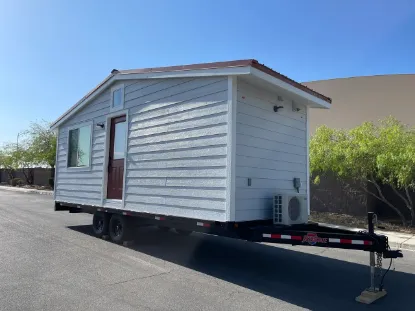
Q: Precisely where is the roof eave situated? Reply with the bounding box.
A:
[249,66,331,108]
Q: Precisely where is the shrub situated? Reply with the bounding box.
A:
[10,178,23,187]
[310,117,415,226]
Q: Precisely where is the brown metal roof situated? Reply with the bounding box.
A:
[117,59,331,103]
[249,60,332,103]
[51,59,330,128]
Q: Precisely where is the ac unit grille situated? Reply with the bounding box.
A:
[273,194,308,225]
[274,195,283,223]
[288,197,301,221]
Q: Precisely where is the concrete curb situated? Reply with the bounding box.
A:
[0,186,53,196]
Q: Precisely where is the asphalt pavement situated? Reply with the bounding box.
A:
[0,190,414,311]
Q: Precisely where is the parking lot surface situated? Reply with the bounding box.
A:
[0,190,414,311]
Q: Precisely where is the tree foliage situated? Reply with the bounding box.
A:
[25,121,57,168]
[310,117,415,226]
[0,146,18,180]
[0,121,56,185]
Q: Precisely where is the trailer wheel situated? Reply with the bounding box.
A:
[175,229,192,236]
[109,214,133,244]
[92,212,110,237]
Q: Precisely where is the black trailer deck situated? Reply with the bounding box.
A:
[55,201,402,257]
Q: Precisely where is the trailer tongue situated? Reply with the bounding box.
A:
[252,212,403,304]
[247,212,402,303]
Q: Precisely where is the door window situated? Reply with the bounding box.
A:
[113,122,126,159]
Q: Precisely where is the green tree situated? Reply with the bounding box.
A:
[310,117,415,226]
[25,121,57,169]
[14,144,36,185]
[0,146,18,180]
[25,121,56,183]
[0,142,36,185]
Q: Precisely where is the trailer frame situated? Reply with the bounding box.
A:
[55,201,402,257]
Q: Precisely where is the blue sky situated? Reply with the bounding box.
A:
[1,0,415,145]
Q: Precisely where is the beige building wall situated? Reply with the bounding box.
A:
[303,74,415,133]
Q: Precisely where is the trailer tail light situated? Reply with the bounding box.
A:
[263,234,302,241]
[197,222,211,227]
[329,238,372,245]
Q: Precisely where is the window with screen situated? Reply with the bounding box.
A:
[111,84,124,112]
[68,125,92,167]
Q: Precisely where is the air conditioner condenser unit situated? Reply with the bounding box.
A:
[273,194,308,225]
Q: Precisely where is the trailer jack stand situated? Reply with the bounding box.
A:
[356,213,388,304]
[356,288,387,304]
[355,252,387,304]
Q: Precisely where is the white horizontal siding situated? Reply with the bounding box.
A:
[128,145,227,162]
[55,76,229,219]
[123,202,226,221]
[128,135,227,154]
[127,186,226,199]
[132,99,227,129]
[54,89,110,206]
[127,157,226,170]
[234,81,308,221]
[127,167,226,178]
[236,145,305,164]
[131,110,227,137]
[126,177,227,188]
[124,77,229,221]
[129,124,228,144]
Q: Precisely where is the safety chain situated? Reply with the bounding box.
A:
[375,252,383,280]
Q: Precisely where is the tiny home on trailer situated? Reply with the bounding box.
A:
[52,60,402,303]
[51,59,331,224]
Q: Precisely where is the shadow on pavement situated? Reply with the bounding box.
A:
[68,225,414,311]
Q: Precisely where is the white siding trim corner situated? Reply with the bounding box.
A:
[121,111,129,209]
[306,106,310,215]
[53,128,59,200]
[226,76,237,221]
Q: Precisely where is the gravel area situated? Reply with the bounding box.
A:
[310,211,415,234]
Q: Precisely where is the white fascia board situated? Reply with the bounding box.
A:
[250,67,331,109]
[118,66,251,80]
[50,66,251,130]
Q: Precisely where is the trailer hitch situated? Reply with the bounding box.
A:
[383,250,403,259]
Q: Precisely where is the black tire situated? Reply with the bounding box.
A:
[158,226,170,232]
[175,229,192,236]
[92,212,110,237]
[109,214,133,243]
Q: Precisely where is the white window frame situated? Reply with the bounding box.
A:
[66,121,93,171]
[110,84,125,112]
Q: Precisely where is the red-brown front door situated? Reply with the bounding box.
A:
[107,115,126,199]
